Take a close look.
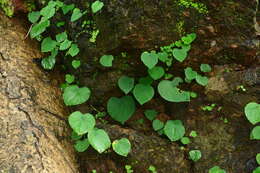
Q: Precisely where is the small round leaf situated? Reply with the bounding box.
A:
[100,55,114,67]
[112,138,131,157]
[245,102,260,125]
[88,128,111,153]
[74,139,90,152]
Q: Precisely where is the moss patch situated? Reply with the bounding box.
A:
[0,0,14,17]
[177,0,208,14]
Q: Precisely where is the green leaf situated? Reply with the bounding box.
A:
[71,131,82,141]
[244,102,260,125]
[65,74,75,84]
[118,76,135,94]
[41,49,58,70]
[141,52,158,69]
[30,20,50,38]
[68,44,80,57]
[190,130,198,138]
[68,111,95,135]
[144,109,158,121]
[195,75,208,86]
[172,77,183,87]
[133,84,154,105]
[152,119,164,131]
[107,96,136,124]
[209,166,226,173]
[148,66,165,80]
[100,55,114,67]
[41,37,57,52]
[88,128,111,153]
[59,39,72,50]
[181,33,197,45]
[71,8,83,22]
[62,4,75,15]
[256,153,260,165]
[184,67,197,81]
[63,85,91,106]
[112,138,131,157]
[56,21,65,27]
[74,139,89,152]
[253,167,260,173]
[158,52,169,62]
[41,56,56,70]
[91,0,104,13]
[56,32,68,43]
[181,137,190,145]
[138,76,153,85]
[250,126,260,140]
[28,11,40,23]
[164,120,185,141]
[72,60,81,69]
[189,150,202,162]
[158,80,190,102]
[172,48,187,62]
[40,5,56,19]
[200,64,212,73]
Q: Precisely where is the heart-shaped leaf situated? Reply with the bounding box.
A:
[100,55,114,67]
[209,166,226,173]
[107,96,136,124]
[164,120,185,141]
[88,128,111,153]
[133,84,154,105]
[245,102,260,125]
[152,119,164,131]
[181,33,197,45]
[56,32,68,43]
[256,153,260,165]
[63,85,91,106]
[148,66,165,80]
[74,139,89,152]
[65,74,75,84]
[141,52,158,69]
[195,75,208,86]
[118,76,134,94]
[200,64,212,73]
[28,11,40,24]
[138,76,153,85]
[184,67,197,81]
[172,48,187,62]
[59,39,72,50]
[158,80,190,102]
[250,126,260,140]
[71,8,83,22]
[144,109,158,121]
[68,111,95,135]
[112,138,131,157]
[30,20,50,38]
[41,37,57,52]
[189,150,202,162]
[72,60,81,69]
[91,0,104,13]
[68,44,80,57]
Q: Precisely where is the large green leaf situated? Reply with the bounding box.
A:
[209,166,226,173]
[250,126,260,140]
[63,85,91,106]
[256,153,260,165]
[71,8,83,22]
[59,39,72,50]
[133,84,154,105]
[164,120,185,141]
[245,102,260,125]
[118,76,134,94]
[69,111,95,135]
[41,49,58,70]
[28,11,40,23]
[172,48,187,62]
[62,4,75,15]
[68,44,80,57]
[107,96,135,124]
[112,138,131,157]
[40,5,56,19]
[56,32,68,43]
[253,167,260,173]
[158,80,190,102]
[141,52,158,69]
[100,55,114,67]
[91,0,104,13]
[74,139,89,152]
[30,20,50,38]
[88,128,111,153]
[148,66,165,80]
[41,37,57,52]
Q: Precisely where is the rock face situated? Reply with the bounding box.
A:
[0,13,79,173]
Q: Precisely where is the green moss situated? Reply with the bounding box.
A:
[25,0,36,12]
[0,0,14,17]
[175,20,185,36]
[177,0,208,14]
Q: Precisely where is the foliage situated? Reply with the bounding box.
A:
[100,55,114,67]
[164,120,185,141]
[133,84,154,105]
[152,119,164,131]
[208,166,226,173]
[112,138,131,157]
[91,0,104,14]
[250,126,260,140]
[63,85,91,106]
[88,128,111,153]
[189,150,202,162]
[118,76,135,94]
[181,137,190,145]
[244,102,260,125]
[148,165,157,173]
[256,153,260,165]
[144,109,158,121]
